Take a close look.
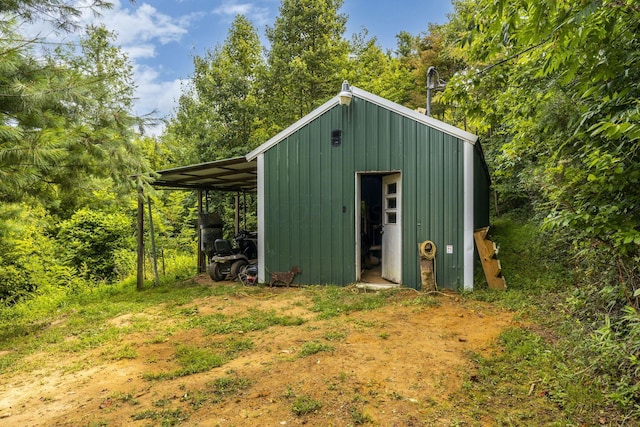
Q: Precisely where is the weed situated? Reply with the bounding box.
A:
[323,330,346,341]
[188,309,305,335]
[404,295,440,307]
[153,398,171,407]
[291,395,321,416]
[283,385,295,399]
[350,405,372,424]
[143,345,226,380]
[208,375,252,398]
[389,391,403,400]
[222,337,254,356]
[379,332,389,339]
[110,391,138,406]
[108,343,138,360]
[310,286,393,319]
[174,344,225,373]
[148,333,170,344]
[299,340,334,357]
[182,389,209,409]
[131,408,189,425]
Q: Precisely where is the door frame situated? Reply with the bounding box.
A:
[355,171,402,283]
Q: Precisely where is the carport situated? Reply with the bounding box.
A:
[136,157,257,289]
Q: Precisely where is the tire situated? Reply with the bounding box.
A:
[230,259,248,279]
[208,262,225,281]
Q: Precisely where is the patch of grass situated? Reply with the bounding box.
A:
[107,343,138,360]
[0,351,20,373]
[482,212,570,295]
[143,345,226,380]
[179,374,252,408]
[131,408,189,425]
[299,340,334,357]
[153,398,171,407]
[310,286,394,319]
[174,344,225,374]
[110,391,139,406]
[0,280,238,374]
[350,405,372,424]
[208,375,252,399]
[291,395,321,416]
[323,330,347,341]
[221,337,254,356]
[403,295,440,307]
[60,326,123,353]
[453,326,600,425]
[188,309,305,335]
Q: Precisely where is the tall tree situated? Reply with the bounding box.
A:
[0,0,112,31]
[0,21,149,211]
[263,0,349,130]
[166,15,265,162]
[344,30,413,105]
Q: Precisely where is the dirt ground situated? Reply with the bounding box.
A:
[0,277,515,426]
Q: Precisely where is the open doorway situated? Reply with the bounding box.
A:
[356,172,402,285]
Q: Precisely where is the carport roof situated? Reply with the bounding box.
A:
[151,156,257,192]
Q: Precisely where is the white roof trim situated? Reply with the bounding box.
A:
[245,86,477,161]
[246,97,339,161]
[351,87,478,144]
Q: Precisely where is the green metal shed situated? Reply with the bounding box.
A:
[246,83,490,290]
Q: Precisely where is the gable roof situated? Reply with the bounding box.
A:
[246,85,478,161]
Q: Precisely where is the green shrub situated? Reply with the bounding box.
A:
[0,204,57,304]
[57,208,132,281]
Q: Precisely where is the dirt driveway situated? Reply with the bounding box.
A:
[0,280,514,426]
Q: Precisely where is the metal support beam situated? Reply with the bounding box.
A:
[197,189,206,273]
[234,192,240,235]
[136,187,144,290]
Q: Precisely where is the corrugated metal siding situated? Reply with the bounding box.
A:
[263,98,467,289]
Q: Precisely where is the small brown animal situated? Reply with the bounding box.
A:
[269,266,302,287]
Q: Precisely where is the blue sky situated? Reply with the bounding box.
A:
[46,1,455,135]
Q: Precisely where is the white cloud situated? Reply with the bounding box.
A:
[90,1,191,47]
[213,2,254,16]
[133,65,186,136]
[123,43,157,60]
[212,1,271,26]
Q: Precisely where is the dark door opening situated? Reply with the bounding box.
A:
[357,173,401,285]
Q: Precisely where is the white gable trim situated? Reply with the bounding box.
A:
[351,87,478,144]
[246,97,339,161]
[245,86,478,161]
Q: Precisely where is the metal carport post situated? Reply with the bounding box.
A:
[135,157,257,290]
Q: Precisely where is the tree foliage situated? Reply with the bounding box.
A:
[0,22,150,209]
[57,208,132,281]
[263,0,349,129]
[444,0,640,279]
[441,0,640,414]
[166,15,265,162]
[344,30,413,105]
